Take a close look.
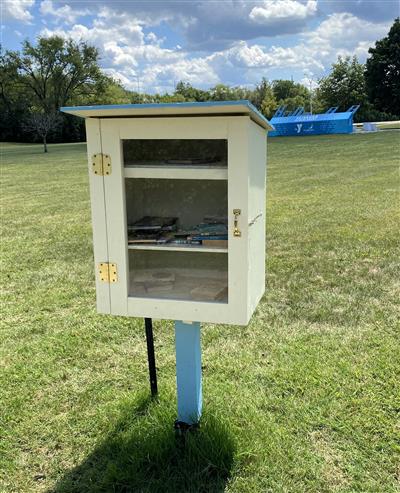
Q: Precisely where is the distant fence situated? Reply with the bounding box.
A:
[353,121,400,131]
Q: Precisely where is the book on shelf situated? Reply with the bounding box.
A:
[190,233,228,241]
[169,239,202,245]
[128,216,178,232]
[128,217,178,244]
[127,216,229,246]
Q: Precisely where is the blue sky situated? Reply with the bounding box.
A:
[1,1,398,93]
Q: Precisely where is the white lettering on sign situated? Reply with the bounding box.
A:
[296,124,303,133]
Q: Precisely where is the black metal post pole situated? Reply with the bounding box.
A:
[144,317,158,397]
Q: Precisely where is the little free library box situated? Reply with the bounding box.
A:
[61,101,273,326]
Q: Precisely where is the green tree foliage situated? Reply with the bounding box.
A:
[365,18,400,116]
[174,81,208,101]
[317,56,369,121]
[0,36,129,148]
[247,78,277,118]
[208,83,247,101]
[3,36,104,113]
[0,47,30,141]
[272,79,311,113]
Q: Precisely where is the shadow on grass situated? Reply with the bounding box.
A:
[50,394,235,493]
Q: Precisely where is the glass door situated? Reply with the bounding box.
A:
[123,139,229,304]
[100,116,249,324]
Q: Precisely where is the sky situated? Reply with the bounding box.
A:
[1,0,398,93]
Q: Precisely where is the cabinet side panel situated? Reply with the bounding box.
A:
[228,118,250,325]
[247,121,267,318]
[85,118,111,313]
[101,119,129,316]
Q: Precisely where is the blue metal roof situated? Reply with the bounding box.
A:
[60,100,273,130]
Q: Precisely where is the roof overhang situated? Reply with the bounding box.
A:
[60,100,274,131]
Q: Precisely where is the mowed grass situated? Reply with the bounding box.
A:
[1,132,399,493]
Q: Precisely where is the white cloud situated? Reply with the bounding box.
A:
[39,0,88,24]
[102,68,133,87]
[1,0,35,23]
[41,15,144,48]
[250,0,317,23]
[206,12,390,85]
[39,6,391,93]
[305,12,389,53]
[40,10,218,93]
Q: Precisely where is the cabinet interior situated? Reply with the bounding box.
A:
[129,250,228,303]
[125,178,227,229]
[125,175,228,303]
[123,139,227,168]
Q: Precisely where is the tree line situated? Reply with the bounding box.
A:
[1,18,398,150]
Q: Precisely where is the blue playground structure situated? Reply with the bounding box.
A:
[269,105,360,137]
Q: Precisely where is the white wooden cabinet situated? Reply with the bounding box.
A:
[61,101,272,325]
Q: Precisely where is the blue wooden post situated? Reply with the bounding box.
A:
[174,320,202,426]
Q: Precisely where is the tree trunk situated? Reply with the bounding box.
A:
[43,135,48,153]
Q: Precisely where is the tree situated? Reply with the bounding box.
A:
[365,18,400,116]
[0,46,30,141]
[251,79,277,119]
[272,80,311,113]
[317,56,369,121]
[3,36,105,113]
[1,36,109,149]
[174,81,208,101]
[248,78,277,117]
[260,91,278,119]
[85,78,131,105]
[209,83,247,101]
[23,111,62,152]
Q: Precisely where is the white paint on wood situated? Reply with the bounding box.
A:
[85,118,111,313]
[128,244,228,253]
[247,119,267,318]
[101,119,129,315]
[90,114,267,325]
[227,117,250,324]
[124,165,227,181]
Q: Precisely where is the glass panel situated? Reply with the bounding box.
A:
[129,250,228,303]
[125,176,228,302]
[125,178,228,248]
[123,139,227,168]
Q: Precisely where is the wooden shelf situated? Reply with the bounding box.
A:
[128,244,228,253]
[124,165,227,180]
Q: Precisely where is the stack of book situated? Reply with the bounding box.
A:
[187,216,228,248]
[128,216,178,244]
[127,215,228,248]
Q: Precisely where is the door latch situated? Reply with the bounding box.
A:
[233,209,242,237]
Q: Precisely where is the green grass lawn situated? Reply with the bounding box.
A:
[1,133,399,493]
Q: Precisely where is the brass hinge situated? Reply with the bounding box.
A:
[91,153,111,176]
[98,262,118,283]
